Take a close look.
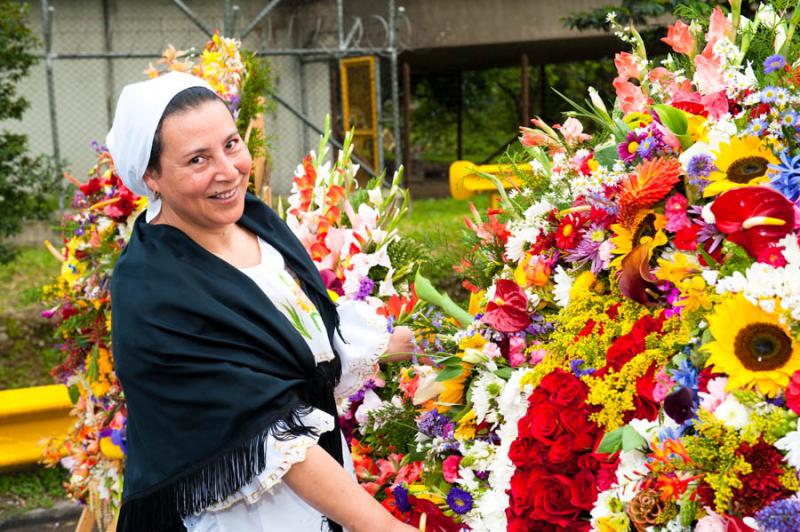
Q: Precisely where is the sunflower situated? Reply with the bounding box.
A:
[703,136,779,196]
[703,294,800,397]
[610,211,668,268]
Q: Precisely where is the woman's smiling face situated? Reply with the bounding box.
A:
[144,98,252,231]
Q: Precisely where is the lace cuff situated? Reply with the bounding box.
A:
[200,408,335,513]
[333,298,390,407]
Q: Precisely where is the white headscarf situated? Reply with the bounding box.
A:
[106,71,214,222]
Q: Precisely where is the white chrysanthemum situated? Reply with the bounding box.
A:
[713,394,751,429]
[552,265,573,307]
[615,449,649,503]
[780,234,800,267]
[471,370,505,424]
[504,225,539,262]
[775,419,800,469]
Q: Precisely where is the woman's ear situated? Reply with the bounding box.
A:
[142,168,159,196]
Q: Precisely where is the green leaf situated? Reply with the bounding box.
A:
[494,367,512,380]
[414,270,474,326]
[594,144,619,167]
[621,426,646,451]
[68,384,80,405]
[596,427,624,454]
[435,365,466,382]
[652,104,693,150]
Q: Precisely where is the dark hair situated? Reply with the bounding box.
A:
[146,86,226,173]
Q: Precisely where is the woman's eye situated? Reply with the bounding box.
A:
[226,138,239,150]
[190,156,205,165]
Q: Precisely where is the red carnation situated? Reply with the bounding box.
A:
[482,279,530,333]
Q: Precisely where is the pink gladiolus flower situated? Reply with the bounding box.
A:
[665,193,691,232]
[613,78,650,114]
[661,20,695,56]
[554,117,592,147]
[442,455,462,483]
[703,6,733,57]
[519,126,556,148]
[614,51,642,81]
[698,377,728,413]
[693,54,726,95]
[701,91,729,119]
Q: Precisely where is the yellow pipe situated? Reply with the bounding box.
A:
[0,385,73,472]
[449,160,526,201]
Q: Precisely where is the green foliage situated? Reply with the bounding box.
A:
[564,0,731,32]
[237,50,273,161]
[0,2,58,263]
[0,467,68,517]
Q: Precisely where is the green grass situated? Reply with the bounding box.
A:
[0,467,69,520]
[398,195,489,305]
[0,247,60,315]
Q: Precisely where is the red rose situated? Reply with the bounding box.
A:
[786,370,800,415]
[547,435,576,465]
[529,475,583,527]
[527,404,562,444]
[561,413,598,452]
[482,279,531,333]
[674,224,700,250]
[569,469,597,510]
[551,377,587,408]
[540,369,584,400]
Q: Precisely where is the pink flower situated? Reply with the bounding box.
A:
[695,508,727,532]
[698,377,728,413]
[702,6,732,57]
[508,335,527,368]
[647,67,678,96]
[613,78,650,114]
[442,455,462,483]
[396,461,423,485]
[482,342,501,360]
[519,126,555,148]
[528,342,546,365]
[661,20,695,56]
[614,52,642,81]
[554,117,592,147]
[653,367,677,402]
[665,193,691,232]
[693,54,726,95]
[700,91,729,119]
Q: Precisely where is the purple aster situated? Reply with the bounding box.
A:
[768,150,800,202]
[688,205,725,252]
[446,487,473,515]
[761,86,780,103]
[565,223,607,273]
[618,130,646,163]
[355,277,375,300]
[780,110,799,128]
[746,117,769,137]
[686,153,716,192]
[636,126,670,160]
[755,495,800,532]
[763,54,786,74]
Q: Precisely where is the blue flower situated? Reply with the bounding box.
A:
[670,359,698,391]
[774,88,790,106]
[763,54,786,74]
[755,495,800,532]
[393,484,411,513]
[769,150,800,202]
[446,487,473,515]
[747,117,769,137]
[761,86,780,103]
[570,359,596,377]
[779,111,799,128]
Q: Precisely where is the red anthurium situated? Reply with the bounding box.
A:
[482,279,530,333]
[710,187,795,258]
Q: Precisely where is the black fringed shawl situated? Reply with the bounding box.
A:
[111,193,344,532]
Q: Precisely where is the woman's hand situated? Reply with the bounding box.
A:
[382,326,416,363]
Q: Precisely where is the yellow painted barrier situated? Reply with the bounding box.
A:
[0,384,73,472]
[449,160,526,205]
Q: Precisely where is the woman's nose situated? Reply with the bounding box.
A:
[213,153,240,180]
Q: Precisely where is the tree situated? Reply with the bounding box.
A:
[0,1,58,263]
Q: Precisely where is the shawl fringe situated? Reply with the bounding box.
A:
[117,404,319,532]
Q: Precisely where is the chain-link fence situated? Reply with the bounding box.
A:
[4,0,407,202]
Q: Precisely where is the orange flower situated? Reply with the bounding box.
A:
[661,20,695,56]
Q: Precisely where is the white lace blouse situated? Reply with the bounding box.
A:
[181,237,389,532]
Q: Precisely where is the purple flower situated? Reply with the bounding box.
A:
[565,224,607,274]
[355,277,375,300]
[618,130,646,163]
[763,54,786,74]
[747,117,769,137]
[417,409,454,439]
[686,153,716,192]
[446,487,473,515]
[570,359,596,377]
[755,495,800,532]
[393,484,411,513]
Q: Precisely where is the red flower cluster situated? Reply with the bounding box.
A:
[506,369,617,531]
[730,439,794,516]
[482,279,531,333]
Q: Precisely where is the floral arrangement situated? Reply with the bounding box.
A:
[40,36,268,526]
[346,2,800,531]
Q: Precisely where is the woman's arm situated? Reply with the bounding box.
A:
[284,444,417,532]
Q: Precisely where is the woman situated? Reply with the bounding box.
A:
[108,71,419,532]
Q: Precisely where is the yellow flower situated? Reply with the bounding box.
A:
[610,212,668,268]
[623,112,653,129]
[458,333,487,351]
[455,409,477,441]
[678,275,712,312]
[438,363,472,412]
[99,437,124,460]
[703,136,779,197]
[467,290,485,315]
[686,114,708,142]
[597,514,631,532]
[569,270,596,302]
[703,294,800,397]
[656,252,700,285]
